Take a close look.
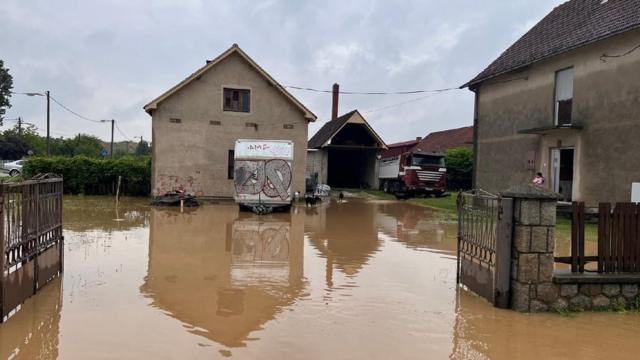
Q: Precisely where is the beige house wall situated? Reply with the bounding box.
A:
[475,28,640,205]
[306,150,328,186]
[151,52,310,198]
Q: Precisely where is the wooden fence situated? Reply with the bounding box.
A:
[0,177,64,322]
[558,202,640,273]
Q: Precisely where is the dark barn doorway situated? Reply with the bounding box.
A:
[327,148,376,189]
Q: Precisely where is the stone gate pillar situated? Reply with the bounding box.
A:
[501,185,560,312]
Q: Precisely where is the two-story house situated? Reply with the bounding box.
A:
[464,0,640,204]
[144,44,316,198]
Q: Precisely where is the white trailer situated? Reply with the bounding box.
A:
[233,139,294,214]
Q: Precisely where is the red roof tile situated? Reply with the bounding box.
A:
[414,126,473,153]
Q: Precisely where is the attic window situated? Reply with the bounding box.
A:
[554,67,573,125]
[210,120,221,126]
[283,124,294,129]
[223,88,250,113]
[169,118,182,124]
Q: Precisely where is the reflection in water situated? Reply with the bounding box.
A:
[450,289,640,359]
[140,205,305,348]
[306,200,381,278]
[64,196,149,232]
[0,197,639,359]
[0,278,62,359]
[376,201,457,253]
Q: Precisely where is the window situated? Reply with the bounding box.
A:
[412,154,445,167]
[169,118,182,124]
[223,88,250,113]
[228,150,234,180]
[283,124,294,129]
[210,120,221,126]
[555,68,574,125]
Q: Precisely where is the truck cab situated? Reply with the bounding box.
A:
[379,151,446,198]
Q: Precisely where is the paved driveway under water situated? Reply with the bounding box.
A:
[0,196,639,359]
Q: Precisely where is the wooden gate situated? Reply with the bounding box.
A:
[456,190,513,308]
[0,177,64,322]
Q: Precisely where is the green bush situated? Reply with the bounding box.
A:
[446,147,473,191]
[23,156,151,196]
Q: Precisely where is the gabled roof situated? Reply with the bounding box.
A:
[387,139,421,149]
[414,126,473,153]
[144,44,317,121]
[464,0,640,88]
[308,110,387,150]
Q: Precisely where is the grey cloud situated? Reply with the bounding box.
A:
[0,0,564,143]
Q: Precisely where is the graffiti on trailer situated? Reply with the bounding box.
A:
[232,222,290,263]
[234,159,292,200]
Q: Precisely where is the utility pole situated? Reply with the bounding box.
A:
[17,117,22,138]
[46,90,51,156]
[110,119,114,158]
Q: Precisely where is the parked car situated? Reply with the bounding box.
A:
[3,160,24,177]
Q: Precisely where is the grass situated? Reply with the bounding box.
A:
[360,189,459,213]
[556,217,598,243]
[0,174,24,184]
[408,195,458,213]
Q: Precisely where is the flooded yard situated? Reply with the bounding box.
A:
[1,196,639,359]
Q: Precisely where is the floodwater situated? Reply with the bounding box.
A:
[0,197,639,359]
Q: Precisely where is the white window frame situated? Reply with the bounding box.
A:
[554,67,574,125]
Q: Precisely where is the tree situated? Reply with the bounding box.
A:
[62,134,104,158]
[135,140,151,157]
[445,147,473,191]
[0,60,13,126]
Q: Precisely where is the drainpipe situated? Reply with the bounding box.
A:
[472,87,479,189]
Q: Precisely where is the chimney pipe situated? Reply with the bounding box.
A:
[331,83,339,121]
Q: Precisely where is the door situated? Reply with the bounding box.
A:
[550,148,574,201]
[551,149,561,193]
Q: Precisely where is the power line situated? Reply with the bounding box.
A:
[363,93,440,114]
[48,95,102,123]
[601,43,640,62]
[283,85,461,95]
[114,122,131,141]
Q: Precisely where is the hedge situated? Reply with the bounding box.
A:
[445,147,473,191]
[23,156,151,196]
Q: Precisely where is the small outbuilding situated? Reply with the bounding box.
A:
[306,87,387,190]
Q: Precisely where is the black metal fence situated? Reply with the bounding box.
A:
[0,177,64,322]
[457,190,512,308]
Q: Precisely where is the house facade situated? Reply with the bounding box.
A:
[145,44,316,198]
[465,0,640,204]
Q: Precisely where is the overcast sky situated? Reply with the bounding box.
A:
[1,0,565,144]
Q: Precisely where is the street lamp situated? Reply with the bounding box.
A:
[16,91,50,155]
[100,119,115,157]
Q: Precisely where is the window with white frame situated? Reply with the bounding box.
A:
[555,67,574,125]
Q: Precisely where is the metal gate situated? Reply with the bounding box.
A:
[456,190,512,308]
[0,177,64,322]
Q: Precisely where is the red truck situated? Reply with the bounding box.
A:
[378,140,447,199]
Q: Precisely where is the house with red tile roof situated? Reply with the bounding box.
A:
[463,0,640,204]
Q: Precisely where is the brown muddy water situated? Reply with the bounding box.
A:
[0,197,639,359]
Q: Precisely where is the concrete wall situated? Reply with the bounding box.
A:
[306,149,328,187]
[151,52,309,197]
[475,29,640,204]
